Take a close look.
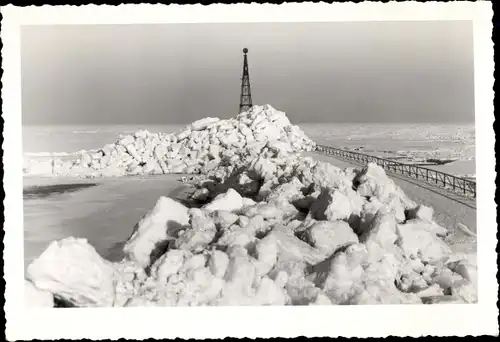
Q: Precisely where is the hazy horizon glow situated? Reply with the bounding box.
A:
[21,21,475,125]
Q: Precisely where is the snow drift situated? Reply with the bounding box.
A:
[23,105,315,177]
[24,105,477,306]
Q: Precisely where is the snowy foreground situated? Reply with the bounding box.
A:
[24,105,477,307]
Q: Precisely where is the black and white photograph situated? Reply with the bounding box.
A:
[3,2,497,340]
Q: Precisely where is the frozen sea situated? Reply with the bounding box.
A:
[22,122,476,178]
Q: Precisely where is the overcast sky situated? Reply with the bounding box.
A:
[21,21,474,125]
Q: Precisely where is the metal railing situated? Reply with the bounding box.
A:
[315,144,476,199]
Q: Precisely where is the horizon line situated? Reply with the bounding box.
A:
[22,121,476,126]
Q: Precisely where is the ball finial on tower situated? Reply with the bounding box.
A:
[243,48,248,54]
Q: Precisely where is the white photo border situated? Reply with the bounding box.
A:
[2,2,497,340]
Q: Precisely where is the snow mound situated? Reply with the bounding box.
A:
[123,196,190,268]
[26,161,474,306]
[24,106,475,307]
[26,238,116,307]
[23,105,315,178]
